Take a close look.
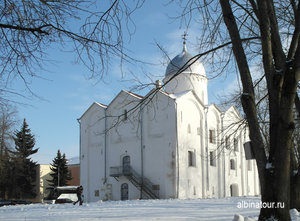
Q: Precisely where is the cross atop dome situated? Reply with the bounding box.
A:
[165,32,206,79]
[182,32,188,43]
[182,32,188,52]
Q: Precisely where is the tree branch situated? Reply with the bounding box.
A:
[0,23,50,35]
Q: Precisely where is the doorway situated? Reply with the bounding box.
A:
[230,184,239,197]
[121,183,129,200]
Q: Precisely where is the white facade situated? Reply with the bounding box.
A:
[79,43,260,202]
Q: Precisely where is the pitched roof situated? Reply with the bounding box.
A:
[78,102,107,120]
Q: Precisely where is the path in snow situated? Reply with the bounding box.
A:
[0,197,297,221]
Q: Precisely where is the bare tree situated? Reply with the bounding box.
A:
[3,0,300,219]
[0,103,18,155]
[0,0,144,100]
[168,0,300,220]
[0,103,18,198]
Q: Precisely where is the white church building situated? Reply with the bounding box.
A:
[78,41,260,202]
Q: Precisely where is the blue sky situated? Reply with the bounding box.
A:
[12,1,237,164]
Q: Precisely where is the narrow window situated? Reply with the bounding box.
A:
[197,127,201,135]
[187,124,191,134]
[234,138,238,152]
[247,160,252,171]
[225,136,230,149]
[209,129,216,144]
[152,185,160,190]
[230,159,236,170]
[123,109,128,121]
[188,151,195,167]
[210,151,216,166]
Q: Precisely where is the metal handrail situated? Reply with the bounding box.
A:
[109,166,159,199]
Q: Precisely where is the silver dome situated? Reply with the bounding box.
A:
[165,44,205,77]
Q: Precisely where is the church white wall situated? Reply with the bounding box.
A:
[222,107,260,197]
[79,103,106,202]
[223,108,243,197]
[105,91,143,200]
[240,128,260,196]
[206,105,222,198]
[104,90,180,200]
[175,92,205,199]
[142,91,177,199]
[79,95,261,202]
[164,74,208,105]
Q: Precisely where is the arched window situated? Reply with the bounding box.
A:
[122,156,131,175]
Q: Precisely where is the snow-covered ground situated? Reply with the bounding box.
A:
[0,197,299,221]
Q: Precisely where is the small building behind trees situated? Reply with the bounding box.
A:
[35,161,80,203]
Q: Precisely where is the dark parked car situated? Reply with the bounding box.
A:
[0,200,13,207]
[0,199,31,207]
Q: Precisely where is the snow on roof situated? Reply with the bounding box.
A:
[171,90,193,98]
[67,156,79,165]
[56,186,79,190]
[78,102,107,120]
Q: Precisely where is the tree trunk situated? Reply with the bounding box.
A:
[291,174,300,210]
[290,141,300,210]
[295,94,300,115]
[251,90,293,221]
[220,0,297,220]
